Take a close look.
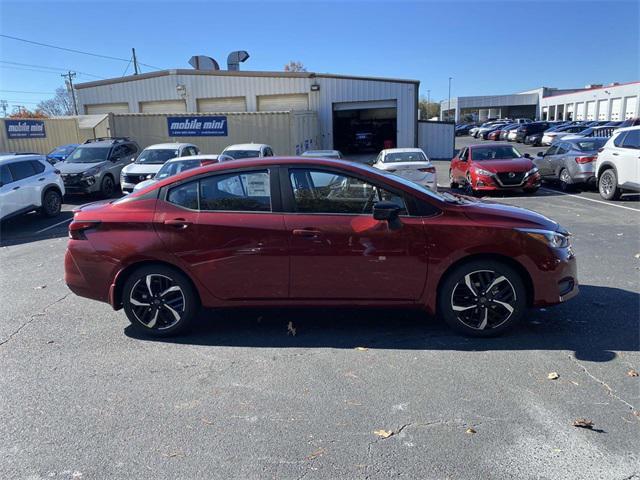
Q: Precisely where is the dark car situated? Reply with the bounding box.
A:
[47,144,79,164]
[514,122,552,143]
[455,124,475,136]
[65,157,577,338]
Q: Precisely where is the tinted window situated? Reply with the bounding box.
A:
[384,151,427,163]
[8,161,36,181]
[622,130,640,149]
[1,165,13,185]
[545,146,559,156]
[200,171,271,212]
[263,147,274,157]
[613,132,627,147]
[186,146,199,156]
[167,181,198,209]
[124,144,138,155]
[223,150,261,160]
[289,169,407,215]
[156,160,202,180]
[66,146,110,163]
[556,145,569,155]
[110,145,126,159]
[471,145,522,161]
[137,149,179,164]
[575,139,607,151]
[31,160,45,174]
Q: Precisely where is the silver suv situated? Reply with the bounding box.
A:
[57,137,139,197]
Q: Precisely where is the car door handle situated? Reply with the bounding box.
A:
[38,177,45,181]
[612,152,618,156]
[12,186,20,190]
[164,218,191,229]
[292,229,321,238]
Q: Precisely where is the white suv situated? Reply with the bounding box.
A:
[221,143,274,159]
[120,143,199,193]
[596,126,640,200]
[0,154,65,221]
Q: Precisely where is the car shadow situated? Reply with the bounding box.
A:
[125,285,639,362]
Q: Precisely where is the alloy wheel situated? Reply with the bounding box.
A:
[129,274,185,330]
[44,191,61,215]
[450,270,517,330]
[599,171,614,196]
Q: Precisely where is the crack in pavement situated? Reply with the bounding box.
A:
[0,293,70,347]
[568,354,638,415]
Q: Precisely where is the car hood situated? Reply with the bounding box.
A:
[462,200,559,231]
[133,179,157,192]
[471,158,534,173]
[57,161,108,174]
[122,163,164,175]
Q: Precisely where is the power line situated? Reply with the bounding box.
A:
[0,34,162,70]
[0,60,104,79]
[121,58,132,77]
[0,89,56,94]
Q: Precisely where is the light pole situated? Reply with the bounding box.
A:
[448,77,453,122]
[427,89,431,119]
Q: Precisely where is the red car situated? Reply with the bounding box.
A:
[487,130,502,141]
[450,143,541,195]
[65,157,577,337]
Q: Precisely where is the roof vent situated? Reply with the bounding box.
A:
[609,82,620,86]
[227,51,250,71]
[188,56,220,71]
[585,84,603,89]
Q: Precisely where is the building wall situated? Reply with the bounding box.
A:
[0,118,80,154]
[75,71,418,150]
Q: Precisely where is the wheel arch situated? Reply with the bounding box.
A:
[596,161,617,179]
[111,260,202,310]
[436,253,534,308]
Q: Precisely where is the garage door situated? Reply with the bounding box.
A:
[257,94,309,111]
[333,100,397,111]
[566,103,574,120]
[85,103,129,114]
[597,99,608,120]
[575,103,585,120]
[625,96,638,119]
[586,101,596,121]
[139,100,187,113]
[197,97,246,112]
[610,98,622,121]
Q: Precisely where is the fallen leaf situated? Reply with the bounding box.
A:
[306,448,326,460]
[465,428,477,434]
[34,285,47,289]
[373,429,392,438]
[547,372,560,380]
[201,418,214,425]
[355,347,368,351]
[627,369,639,377]
[573,418,594,429]
[287,321,296,336]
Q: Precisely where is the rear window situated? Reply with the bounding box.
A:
[575,139,607,151]
[384,151,427,163]
[223,150,261,160]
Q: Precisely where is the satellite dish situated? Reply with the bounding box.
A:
[188,55,220,71]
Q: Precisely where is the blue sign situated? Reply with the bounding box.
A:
[5,119,46,139]
[167,116,227,137]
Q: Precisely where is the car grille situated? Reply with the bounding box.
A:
[124,174,148,184]
[61,174,82,186]
[496,172,525,186]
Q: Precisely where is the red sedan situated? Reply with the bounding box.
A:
[65,157,577,337]
[450,143,541,195]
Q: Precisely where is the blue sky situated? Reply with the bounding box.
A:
[0,0,638,112]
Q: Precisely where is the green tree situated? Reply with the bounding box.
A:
[419,97,440,120]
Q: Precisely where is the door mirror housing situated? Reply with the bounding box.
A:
[373,201,403,230]
[523,153,531,159]
[537,151,545,157]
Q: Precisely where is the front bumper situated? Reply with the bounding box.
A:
[472,171,541,191]
[61,174,101,194]
[529,246,579,306]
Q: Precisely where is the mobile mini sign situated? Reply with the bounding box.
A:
[5,119,46,139]
[167,116,228,137]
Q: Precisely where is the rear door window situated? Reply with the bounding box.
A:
[622,130,640,149]
[167,181,198,209]
[199,170,271,212]
[1,165,13,185]
[8,160,37,181]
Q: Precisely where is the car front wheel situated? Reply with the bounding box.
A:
[598,169,621,200]
[100,175,115,198]
[122,265,198,337]
[41,189,62,217]
[438,260,527,337]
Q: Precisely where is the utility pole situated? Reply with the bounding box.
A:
[61,71,78,115]
[447,77,453,122]
[132,48,139,75]
[0,100,7,117]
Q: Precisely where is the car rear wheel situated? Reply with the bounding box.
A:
[598,169,621,200]
[449,170,459,189]
[559,168,573,192]
[438,260,526,337]
[122,265,198,337]
[41,189,62,217]
[100,175,115,198]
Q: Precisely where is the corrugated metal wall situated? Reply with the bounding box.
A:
[418,121,454,160]
[290,111,319,155]
[0,118,80,154]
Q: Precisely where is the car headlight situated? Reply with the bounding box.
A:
[524,166,539,177]
[83,166,101,177]
[518,228,571,248]
[474,168,494,176]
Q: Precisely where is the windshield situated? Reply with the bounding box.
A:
[49,145,76,156]
[575,138,607,151]
[471,145,522,161]
[65,146,111,163]
[155,159,203,180]
[223,150,261,160]
[384,151,427,163]
[136,148,179,164]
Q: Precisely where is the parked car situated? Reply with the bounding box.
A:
[221,143,274,159]
[476,122,509,139]
[470,121,503,138]
[513,122,551,143]
[534,137,607,191]
[0,154,64,221]
[617,117,640,128]
[561,125,618,141]
[541,125,590,145]
[449,143,541,195]
[595,126,640,200]
[132,155,232,192]
[455,124,476,136]
[487,129,502,141]
[499,124,520,141]
[372,148,437,191]
[65,156,577,338]
[301,150,343,159]
[120,143,199,194]
[524,132,544,146]
[46,144,79,164]
[513,118,533,124]
[57,137,139,197]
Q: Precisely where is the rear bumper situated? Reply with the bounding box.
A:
[64,243,114,304]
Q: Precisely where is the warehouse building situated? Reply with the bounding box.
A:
[74,70,420,153]
[441,81,639,123]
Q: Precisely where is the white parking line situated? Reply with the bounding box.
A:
[35,217,72,234]
[540,188,640,212]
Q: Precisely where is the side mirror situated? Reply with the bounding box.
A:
[523,153,531,159]
[373,201,402,230]
[537,151,544,157]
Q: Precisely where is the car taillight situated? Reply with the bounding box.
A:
[418,166,437,173]
[575,156,595,164]
[69,220,101,240]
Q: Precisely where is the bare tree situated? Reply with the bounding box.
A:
[37,86,74,117]
[284,61,307,72]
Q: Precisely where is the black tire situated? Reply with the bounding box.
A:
[100,175,115,198]
[449,170,459,189]
[437,259,527,337]
[558,168,573,192]
[598,169,621,200]
[122,264,199,337]
[40,188,62,217]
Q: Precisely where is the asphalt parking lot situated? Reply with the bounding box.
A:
[1,142,639,479]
